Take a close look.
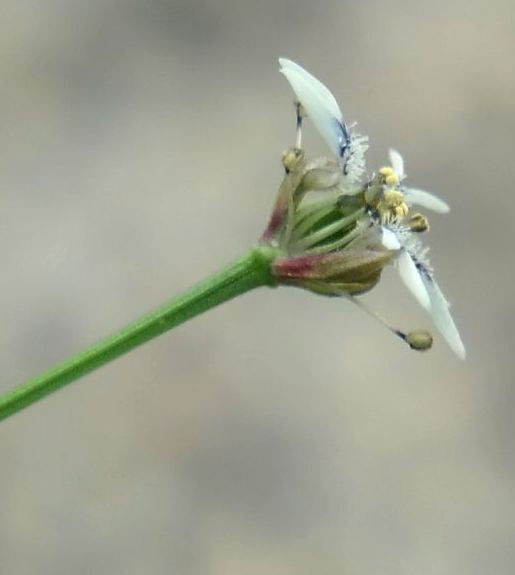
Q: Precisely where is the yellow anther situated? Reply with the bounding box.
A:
[377,189,409,223]
[393,203,409,219]
[382,189,405,207]
[282,147,304,173]
[385,173,399,187]
[379,166,394,178]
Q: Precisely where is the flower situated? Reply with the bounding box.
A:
[262,58,465,358]
[373,151,466,359]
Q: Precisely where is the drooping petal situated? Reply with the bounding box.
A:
[389,149,405,181]
[279,58,349,159]
[397,249,431,311]
[403,187,450,213]
[420,274,466,359]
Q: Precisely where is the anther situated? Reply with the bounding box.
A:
[409,213,430,233]
[379,166,395,178]
[385,174,400,187]
[348,297,433,353]
[282,147,304,174]
[396,329,433,351]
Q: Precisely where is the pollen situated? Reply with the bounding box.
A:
[385,173,399,187]
[282,147,304,173]
[377,189,409,222]
[379,166,395,178]
[396,204,409,218]
[383,189,405,208]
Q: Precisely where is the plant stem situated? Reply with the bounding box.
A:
[0,246,278,422]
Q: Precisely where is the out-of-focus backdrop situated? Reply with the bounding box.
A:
[1,1,514,574]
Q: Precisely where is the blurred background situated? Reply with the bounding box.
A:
[1,1,514,573]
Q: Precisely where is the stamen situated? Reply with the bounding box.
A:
[347,296,433,352]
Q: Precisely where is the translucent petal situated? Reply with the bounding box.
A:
[397,249,431,311]
[421,274,466,359]
[279,58,348,159]
[389,149,405,180]
[381,227,401,250]
[403,188,450,213]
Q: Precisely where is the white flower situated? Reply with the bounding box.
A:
[277,59,465,359]
[381,152,466,359]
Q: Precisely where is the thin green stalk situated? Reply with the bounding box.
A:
[290,208,365,252]
[291,203,335,241]
[0,246,278,422]
[303,226,361,255]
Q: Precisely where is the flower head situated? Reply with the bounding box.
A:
[262,58,465,358]
[370,151,465,359]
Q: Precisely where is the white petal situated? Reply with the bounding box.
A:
[389,149,405,180]
[421,274,466,359]
[279,59,342,121]
[403,187,450,213]
[397,249,431,311]
[381,227,401,250]
[279,58,348,159]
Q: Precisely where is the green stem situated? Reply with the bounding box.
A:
[0,246,278,422]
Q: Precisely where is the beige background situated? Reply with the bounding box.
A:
[1,1,514,574]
